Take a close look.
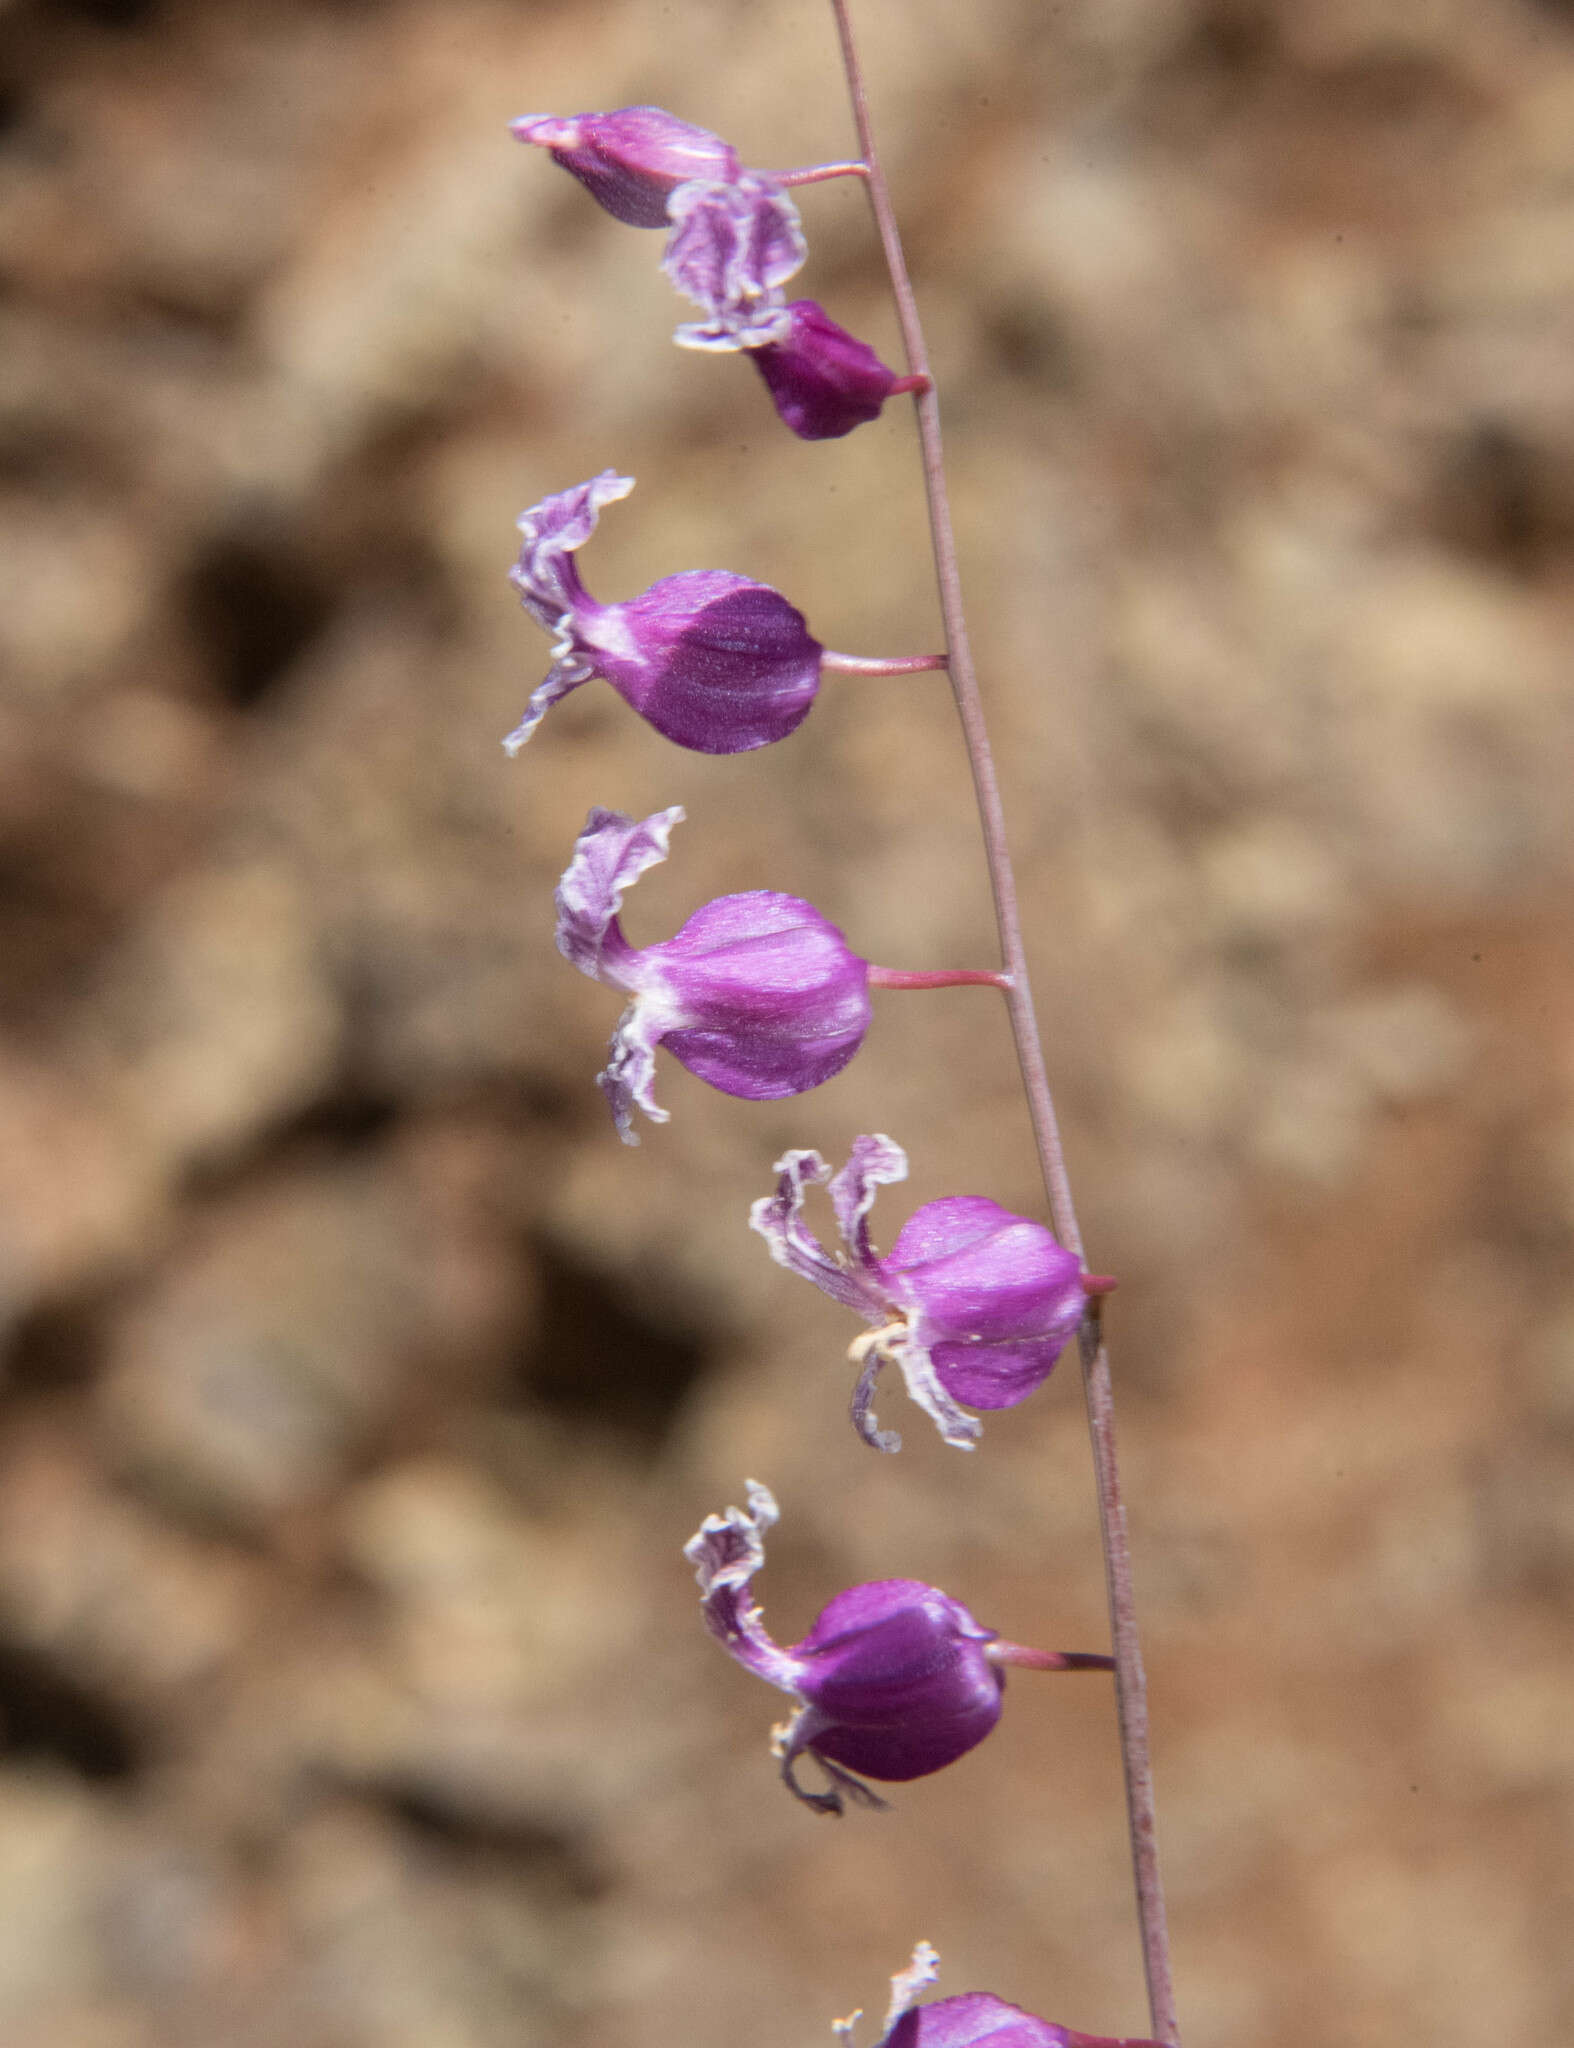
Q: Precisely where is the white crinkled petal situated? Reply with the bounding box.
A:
[750,1148,880,1315]
[597,996,671,1145]
[890,1325,982,1450]
[829,1133,908,1268]
[554,805,684,975]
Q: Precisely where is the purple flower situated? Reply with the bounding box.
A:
[686,1485,1111,1815]
[663,173,807,347]
[749,300,918,440]
[509,107,741,227]
[750,1136,1102,1451]
[556,807,871,1143]
[506,472,823,754]
[841,1946,1163,2048]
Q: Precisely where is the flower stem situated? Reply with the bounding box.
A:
[821,650,948,674]
[777,159,871,185]
[826,5,1179,2041]
[867,966,1012,991]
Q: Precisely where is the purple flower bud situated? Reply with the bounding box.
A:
[750,1136,1098,1450]
[686,1487,1108,1814]
[556,807,871,1143]
[750,300,914,440]
[506,472,823,754]
[842,1945,1164,2048]
[509,107,741,228]
[663,173,807,347]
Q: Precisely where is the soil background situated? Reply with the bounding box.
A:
[1,1,1572,2044]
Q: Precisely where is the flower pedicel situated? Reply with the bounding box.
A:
[751,1134,1110,1449]
[686,1484,1112,1815]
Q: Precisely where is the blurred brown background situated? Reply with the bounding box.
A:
[1,0,1572,2042]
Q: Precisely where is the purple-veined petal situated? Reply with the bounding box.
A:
[582,571,822,753]
[509,470,632,632]
[828,1132,908,1272]
[663,173,805,340]
[501,658,594,757]
[652,891,870,1098]
[881,1329,984,1451]
[553,804,683,981]
[751,300,908,439]
[749,1150,882,1316]
[683,1481,806,1693]
[510,108,741,228]
[597,998,670,1146]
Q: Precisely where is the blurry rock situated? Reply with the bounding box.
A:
[73,855,340,1178]
[96,1138,533,1530]
[0,1048,163,1341]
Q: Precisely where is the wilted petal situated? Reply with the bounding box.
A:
[752,300,909,439]
[509,470,632,631]
[684,1481,805,1692]
[554,805,683,980]
[750,1150,879,1315]
[828,1133,908,1271]
[598,999,670,1145]
[511,107,741,228]
[665,173,806,344]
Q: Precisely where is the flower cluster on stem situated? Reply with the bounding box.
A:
[508,15,1178,2044]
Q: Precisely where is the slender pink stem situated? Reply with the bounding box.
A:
[867,965,1012,991]
[989,1643,1117,1674]
[826,6,1179,2042]
[820,650,948,674]
[777,160,871,185]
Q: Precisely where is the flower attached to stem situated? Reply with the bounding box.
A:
[750,1136,1109,1450]
[685,1485,1112,1815]
[835,1944,1165,2048]
[556,807,872,1142]
[556,813,1012,1142]
[506,472,825,754]
[664,179,923,438]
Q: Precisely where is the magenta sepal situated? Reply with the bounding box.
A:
[750,1137,1094,1450]
[751,300,920,439]
[685,1487,1108,1815]
[555,807,872,1143]
[509,107,741,227]
[506,473,823,755]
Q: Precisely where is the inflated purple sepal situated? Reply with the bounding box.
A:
[583,571,822,753]
[752,300,907,439]
[665,173,806,346]
[553,804,682,979]
[787,1580,1004,1782]
[682,1481,806,1692]
[879,1198,1087,1410]
[511,108,741,228]
[655,892,871,1097]
[749,1149,882,1315]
